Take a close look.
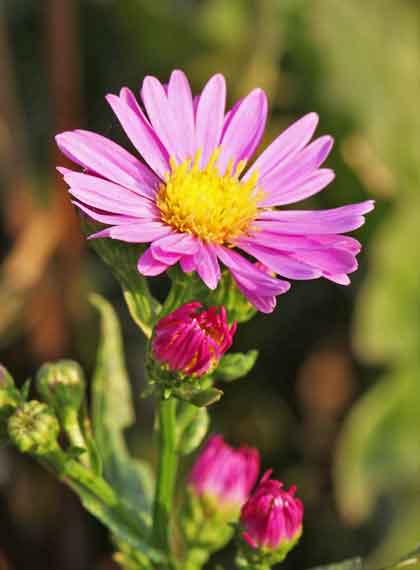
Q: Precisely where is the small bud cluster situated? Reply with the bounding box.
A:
[184,435,303,569]
[8,401,60,455]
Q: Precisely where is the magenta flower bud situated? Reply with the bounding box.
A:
[188,434,260,513]
[152,302,236,377]
[240,470,303,555]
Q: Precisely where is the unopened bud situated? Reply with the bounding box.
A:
[152,303,236,378]
[8,401,60,455]
[238,470,303,567]
[37,360,85,415]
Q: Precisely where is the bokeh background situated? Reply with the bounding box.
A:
[0,0,419,568]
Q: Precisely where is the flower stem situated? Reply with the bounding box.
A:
[62,407,91,467]
[152,397,178,556]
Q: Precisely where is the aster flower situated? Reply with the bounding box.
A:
[239,470,302,564]
[56,70,374,313]
[188,434,260,514]
[152,302,236,377]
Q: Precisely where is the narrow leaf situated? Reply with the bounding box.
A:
[91,294,154,516]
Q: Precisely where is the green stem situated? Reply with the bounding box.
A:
[152,397,178,556]
[62,407,91,468]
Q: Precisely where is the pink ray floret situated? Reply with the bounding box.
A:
[188,434,260,509]
[152,302,236,377]
[56,70,374,313]
[240,470,303,550]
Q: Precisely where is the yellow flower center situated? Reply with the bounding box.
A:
[156,149,262,244]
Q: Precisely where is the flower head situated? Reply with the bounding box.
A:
[152,302,236,377]
[240,470,303,552]
[56,70,374,313]
[188,434,259,513]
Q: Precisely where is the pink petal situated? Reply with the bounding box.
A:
[137,246,173,276]
[195,74,226,168]
[238,241,322,280]
[238,231,361,253]
[260,169,335,207]
[232,270,279,314]
[89,221,172,243]
[244,112,319,182]
[119,87,148,121]
[324,273,351,285]
[214,246,290,296]
[151,232,200,255]
[141,75,188,162]
[72,200,143,225]
[257,200,375,234]
[194,243,221,289]
[294,248,357,275]
[106,92,170,179]
[59,168,159,218]
[258,135,334,204]
[180,255,196,273]
[218,89,268,174]
[168,70,195,157]
[55,129,159,198]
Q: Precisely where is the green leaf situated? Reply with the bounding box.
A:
[177,404,209,456]
[308,558,364,570]
[90,294,154,517]
[69,479,163,565]
[216,350,258,382]
[82,218,159,337]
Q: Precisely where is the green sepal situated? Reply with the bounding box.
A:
[176,404,210,456]
[181,489,238,570]
[216,350,258,382]
[145,350,222,407]
[236,526,302,570]
[82,218,160,337]
[190,388,223,407]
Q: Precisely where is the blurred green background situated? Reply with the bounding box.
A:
[0,0,419,569]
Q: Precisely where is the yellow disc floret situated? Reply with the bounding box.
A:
[156,149,262,244]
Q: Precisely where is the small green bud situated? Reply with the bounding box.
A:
[37,360,85,414]
[8,401,60,455]
[0,365,22,444]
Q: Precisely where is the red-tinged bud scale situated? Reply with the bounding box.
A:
[152,302,236,377]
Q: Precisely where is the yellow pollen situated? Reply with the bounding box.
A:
[156,148,262,244]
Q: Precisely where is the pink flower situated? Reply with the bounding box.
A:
[56,70,374,313]
[152,302,236,377]
[188,434,260,510]
[240,470,303,551]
